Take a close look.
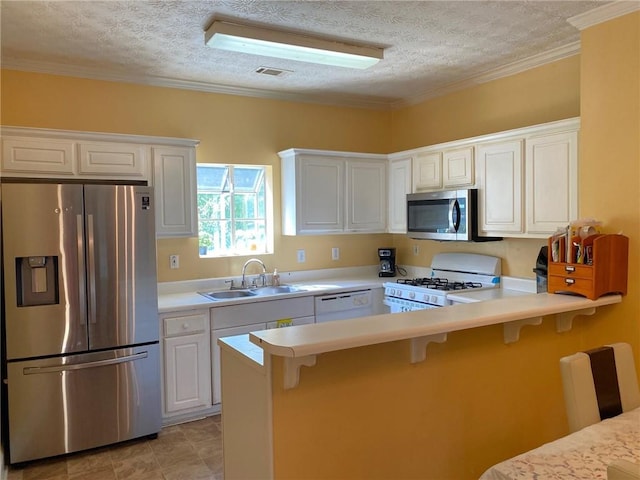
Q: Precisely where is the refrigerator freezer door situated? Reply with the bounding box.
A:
[1,183,88,359]
[83,185,159,349]
[7,344,161,463]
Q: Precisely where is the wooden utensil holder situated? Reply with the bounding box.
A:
[547,234,629,299]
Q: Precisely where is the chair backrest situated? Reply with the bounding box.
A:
[560,342,640,432]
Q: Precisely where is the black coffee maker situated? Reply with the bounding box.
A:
[378,248,396,277]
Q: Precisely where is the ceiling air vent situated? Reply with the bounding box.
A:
[255,66,291,77]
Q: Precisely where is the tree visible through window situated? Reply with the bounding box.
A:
[197,164,269,257]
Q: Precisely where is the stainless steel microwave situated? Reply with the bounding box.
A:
[407,189,501,242]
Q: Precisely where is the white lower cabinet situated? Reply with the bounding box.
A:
[210,296,315,405]
[211,323,266,406]
[161,309,212,417]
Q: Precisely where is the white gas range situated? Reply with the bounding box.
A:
[383,253,501,313]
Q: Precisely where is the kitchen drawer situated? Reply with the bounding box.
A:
[548,263,593,280]
[548,275,594,298]
[163,311,208,337]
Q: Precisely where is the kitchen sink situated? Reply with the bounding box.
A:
[252,285,297,295]
[199,285,300,301]
[199,290,257,300]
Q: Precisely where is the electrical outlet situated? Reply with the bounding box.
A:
[413,244,420,256]
[331,247,340,260]
[169,255,179,269]
[297,249,306,263]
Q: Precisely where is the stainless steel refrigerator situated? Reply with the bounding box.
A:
[0,181,161,464]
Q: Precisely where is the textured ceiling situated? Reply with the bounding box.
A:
[0,0,615,109]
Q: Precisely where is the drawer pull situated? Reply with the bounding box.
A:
[564,266,576,273]
[565,278,576,285]
[182,323,189,329]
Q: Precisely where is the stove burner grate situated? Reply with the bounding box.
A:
[396,277,483,291]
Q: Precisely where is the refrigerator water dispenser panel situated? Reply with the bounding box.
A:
[16,256,59,307]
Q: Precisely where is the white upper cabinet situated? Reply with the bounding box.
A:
[1,127,151,180]
[443,146,474,187]
[279,148,387,235]
[413,152,442,191]
[153,146,198,238]
[2,136,75,176]
[346,159,387,232]
[294,154,344,234]
[388,157,412,233]
[410,146,474,192]
[475,118,579,238]
[525,131,578,234]
[1,127,199,238]
[476,140,524,235]
[78,142,147,178]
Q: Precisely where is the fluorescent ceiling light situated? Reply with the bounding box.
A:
[205,21,383,69]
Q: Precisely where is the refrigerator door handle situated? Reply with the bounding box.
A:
[76,214,88,322]
[22,351,149,375]
[87,214,97,324]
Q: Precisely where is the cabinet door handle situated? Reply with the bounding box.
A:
[565,278,575,285]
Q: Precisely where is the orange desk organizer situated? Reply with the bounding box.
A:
[547,234,629,300]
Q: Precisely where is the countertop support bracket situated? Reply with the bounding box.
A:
[556,307,596,333]
[504,317,543,344]
[410,332,448,363]
[283,355,317,390]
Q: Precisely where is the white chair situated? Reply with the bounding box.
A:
[608,460,640,480]
[560,342,640,433]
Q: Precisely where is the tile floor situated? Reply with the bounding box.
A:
[7,415,223,480]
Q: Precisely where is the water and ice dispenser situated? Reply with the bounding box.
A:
[15,256,59,306]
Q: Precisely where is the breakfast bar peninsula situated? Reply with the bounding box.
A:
[218,292,621,480]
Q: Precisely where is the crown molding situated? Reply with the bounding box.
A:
[568,0,640,30]
[395,41,581,108]
[2,40,581,111]
[0,58,394,110]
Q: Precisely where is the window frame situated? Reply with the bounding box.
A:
[196,163,273,258]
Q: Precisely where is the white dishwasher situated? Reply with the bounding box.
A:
[314,289,374,323]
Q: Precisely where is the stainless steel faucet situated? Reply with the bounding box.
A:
[241,258,267,288]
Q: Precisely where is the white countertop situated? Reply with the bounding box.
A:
[157,266,388,313]
[447,288,532,304]
[250,293,622,359]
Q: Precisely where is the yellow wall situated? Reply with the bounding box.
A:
[389,56,581,278]
[390,55,581,151]
[579,12,640,356]
[268,12,639,480]
[0,71,393,281]
[0,57,581,282]
[1,11,638,479]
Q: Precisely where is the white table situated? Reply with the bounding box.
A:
[480,408,640,480]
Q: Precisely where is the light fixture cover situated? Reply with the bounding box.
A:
[205,21,383,69]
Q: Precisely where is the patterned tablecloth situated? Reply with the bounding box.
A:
[480,408,639,480]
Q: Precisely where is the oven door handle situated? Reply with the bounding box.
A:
[449,199,461,232]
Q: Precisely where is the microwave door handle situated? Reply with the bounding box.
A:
[450,200,461,232]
